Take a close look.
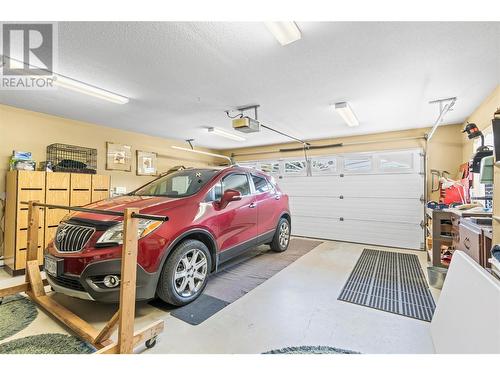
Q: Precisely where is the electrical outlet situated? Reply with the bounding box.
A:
[112,186,127,197]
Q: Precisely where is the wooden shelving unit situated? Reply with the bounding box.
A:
[4,171,111,275]
[427,208,453,268]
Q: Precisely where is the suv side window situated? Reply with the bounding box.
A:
[204,181,222,202]
[252,175,271,194]
[222,173,251,196]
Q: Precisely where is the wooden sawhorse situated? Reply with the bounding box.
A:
[0,201,166,354]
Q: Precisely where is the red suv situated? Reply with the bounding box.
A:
[44,166,291,306]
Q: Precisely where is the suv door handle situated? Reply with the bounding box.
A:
[249,202,257,208]
[274,194,281,200]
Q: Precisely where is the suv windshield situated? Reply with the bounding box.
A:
[132,169,219,198]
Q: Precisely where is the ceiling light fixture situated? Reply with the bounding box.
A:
[207,127,246,142]
[53,75,129,104]
[171,146,233,163]
[3,55,129,104]
[265,22,301,46]
[334,102,359,127]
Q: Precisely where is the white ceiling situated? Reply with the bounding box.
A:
[1,22,499,149]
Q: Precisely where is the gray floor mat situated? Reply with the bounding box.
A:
[152,238,323,325]
[204,238,323,302]
[169,294,229,325]
[338,248,436,322]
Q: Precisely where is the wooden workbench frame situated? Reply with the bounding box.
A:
[0,201,165,354]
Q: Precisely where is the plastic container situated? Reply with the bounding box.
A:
[427,266,448,289]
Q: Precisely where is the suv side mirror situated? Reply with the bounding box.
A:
[218,189,242,209]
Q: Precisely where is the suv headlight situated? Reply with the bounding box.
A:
[96,219,162,245]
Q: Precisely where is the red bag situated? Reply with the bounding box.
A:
[442,184,466,205]
[440,163,471,205]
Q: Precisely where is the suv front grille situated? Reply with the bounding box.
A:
[54,223,95,252]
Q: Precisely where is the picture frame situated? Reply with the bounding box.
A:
[106,142,132,171]
[136,150,158,176]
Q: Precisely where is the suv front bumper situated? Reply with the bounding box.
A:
[46,258,159,303]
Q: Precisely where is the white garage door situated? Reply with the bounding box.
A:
[240,149,425,250]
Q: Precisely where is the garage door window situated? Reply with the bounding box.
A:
[238,162,257,170]
[284,160,307,176]
[238,161,280,176]
[259,162,280,175]
[378,152,414,172]
[311,157,336,175]
[343,157,372,173]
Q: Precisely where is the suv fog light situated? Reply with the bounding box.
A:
[103,275,120,288]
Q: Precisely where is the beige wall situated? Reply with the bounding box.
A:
[0,104,218,193]
[224,125,464,202]
[461,85,500,163]
[0,104,218,256]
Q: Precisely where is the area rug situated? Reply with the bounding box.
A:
[0,294,38,341]
[152,238,323,325]
[0,333,95,354]
[264,345,360,354]
[338,249,436,322]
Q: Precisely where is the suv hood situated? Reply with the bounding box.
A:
[70,195,184,222]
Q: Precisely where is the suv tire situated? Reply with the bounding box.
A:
[156,239,212,306]
[270,217,291,252]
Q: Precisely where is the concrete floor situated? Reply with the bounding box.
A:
[0,239,439,353]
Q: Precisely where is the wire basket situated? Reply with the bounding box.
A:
[46,143,97,174]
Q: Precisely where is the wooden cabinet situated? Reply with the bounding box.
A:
[45,172,70,247]
[455,219,492,268]
[91,175,111,202]
[482,228,493,269]
[458,221,482,265]
[70,173,92,207]
[3,171,111,275]
[4,171,45,274]
[428,208,493,269]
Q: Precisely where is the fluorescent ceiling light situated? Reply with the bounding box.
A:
[265,22,301,46]
[334,102,360,127]
[53,75,129,104]
[2,55,129,104]
[207,127,246,142]
[171,146,232,163]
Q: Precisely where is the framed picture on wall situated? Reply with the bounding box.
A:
[136,150,158,176]
[106,142,132,171]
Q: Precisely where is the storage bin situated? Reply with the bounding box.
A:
[427,266,447,289]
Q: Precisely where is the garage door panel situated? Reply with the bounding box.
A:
[291,216,422,249]
[340,174,423,198]
[289,197,340,218]
[290,197,423,223]
[279,174,423,199]
[277,176,342,196]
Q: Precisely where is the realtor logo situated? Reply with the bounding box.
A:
[1,22,57,89]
